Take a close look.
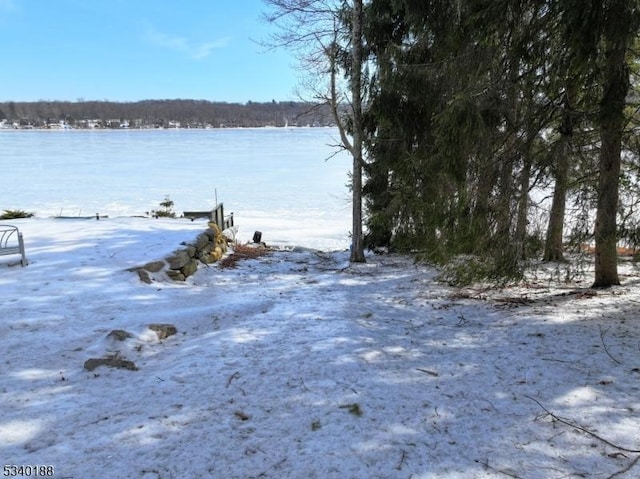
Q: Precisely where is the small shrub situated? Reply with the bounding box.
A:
[151,195,176,218]
[524,233,545,259]
[0,209,34,219]
[435,254,496,286]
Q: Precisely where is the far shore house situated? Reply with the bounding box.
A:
[45,120,71,129]
[74,119,96,128]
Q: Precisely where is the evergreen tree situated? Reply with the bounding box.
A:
[554,0,640,287]
[363,0,553,279]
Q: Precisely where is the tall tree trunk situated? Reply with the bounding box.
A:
[544,147,569,261]
[544,85,575,262]
[515,154,532,261]
[263,0,367,262]
[593,29,629,287]
[494,153,516,272]
[469,158,495,253]
[494,49,520,274]
[349,0,366,263]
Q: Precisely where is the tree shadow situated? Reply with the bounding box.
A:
[2,247,639,478]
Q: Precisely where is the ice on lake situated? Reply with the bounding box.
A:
[0,128,353,250]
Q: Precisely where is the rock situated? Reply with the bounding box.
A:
[148,323,177,340]
[137,269,152,284]
[128,260,165,283]
[195,233,210,250]
[207,223,222,236]
[200,253,215,264]
[181,259,198,278]
[197,243,215,259]
[142,260,165,273]
[106,329,133,341]
[84,357,138,371]
[167,250,191,270]
[204,227,219,241]
[166,270,185,281]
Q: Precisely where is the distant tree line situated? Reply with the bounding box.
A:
[0,99,336,128]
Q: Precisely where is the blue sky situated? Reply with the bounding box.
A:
[0,0,299,103]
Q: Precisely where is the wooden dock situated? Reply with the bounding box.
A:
[183,203,234,230]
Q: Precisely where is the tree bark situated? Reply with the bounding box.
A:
[544,85,575,262]
[263,0,367,263]
[543,147,569,262]
[493,49,520,274]
[349,0,366,263]
[592,31,629,287]
[515,155,532,260]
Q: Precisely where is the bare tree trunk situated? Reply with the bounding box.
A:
[349,0,366,262]
[544,86,575,262]
[544,147,569,261]
[515,155,531,260]
[262,0,367,263]
[494,50,520,274]
[593,35,628,287]
[469,158,495,252]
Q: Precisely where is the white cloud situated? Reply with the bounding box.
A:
[145,28,229,60]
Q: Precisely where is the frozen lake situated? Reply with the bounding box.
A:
[0,128,353,250]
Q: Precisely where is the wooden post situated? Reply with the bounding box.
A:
[210,203,225,230]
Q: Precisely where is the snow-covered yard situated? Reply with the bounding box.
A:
[1,218,639,478]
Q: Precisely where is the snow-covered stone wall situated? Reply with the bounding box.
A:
[134,222,230,282]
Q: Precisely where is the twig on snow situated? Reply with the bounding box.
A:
[299,377,310,392]
[606,454,640,479]
[396,449,407,470]
[474,458,523,478]
[600,326,622,365]
[226,371,240,388]
[526,395,640,453]
[541,358,573,363]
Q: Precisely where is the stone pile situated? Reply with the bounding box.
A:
[133,222,232,283]
[83,324,179,372]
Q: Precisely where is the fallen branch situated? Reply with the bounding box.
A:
[396,449,407,470]
[606,454,640,479]
[600,326,622,365]
[474,458,522,478]
[526,395,640,453]
[495,296,532,305]
[226,371,240,388]
[299,377,310,392]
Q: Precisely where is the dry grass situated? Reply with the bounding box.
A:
[218,244,271,269]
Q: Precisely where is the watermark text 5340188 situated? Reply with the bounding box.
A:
[3,466,55,477]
